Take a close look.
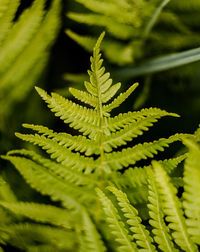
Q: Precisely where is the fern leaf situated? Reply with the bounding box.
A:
[2,223,75,251]
[7,149,95,187]
[69,87,98,107]
[108,186,155,251]
[103,83,138,113]
[104,134,186,170]
[104,115,164,150]
[107,108,179,132]
[182,139,200,245]
[15,132,97,173]
[1,155,92,210]
[81,210,106,252]
[0,201,72,229]
[152,161,197,251]
[96,188,137,252]
[22,123,98,156]
[120,154,187,188]
[35,87,100,138]
[147,172,177,252]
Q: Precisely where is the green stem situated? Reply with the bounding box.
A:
[143,0,170,39]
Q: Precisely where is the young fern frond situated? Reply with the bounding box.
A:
[182,139,200,245]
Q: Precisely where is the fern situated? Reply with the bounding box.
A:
[96,145,200,251]
[0,33,194,251]
[0,0,61,131]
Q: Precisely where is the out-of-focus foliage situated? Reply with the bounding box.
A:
[0,0,61,134]
[66,0,200,65]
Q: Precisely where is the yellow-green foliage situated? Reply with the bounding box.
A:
[66,0,200,65]
[0,0,61,126]
[0,34,199,251]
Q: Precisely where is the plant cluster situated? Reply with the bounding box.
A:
[0,1,199,251]
[0,34,199,251]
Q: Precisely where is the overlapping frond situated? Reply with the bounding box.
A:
[183,139,200,245]
[1,155,93,210]
[103,134,186,170]
[96,188,137,252]
[15,132,97,173]
[108,186,155,251]
[152,161,197,251]
[147,172,177,252]
[118,154,187,188]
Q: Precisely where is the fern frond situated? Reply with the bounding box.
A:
[35,87,101,138]
[96,188,137,252]
[104,115,166,150]
[147,172,177,252]
[104,134,186,170]
[120,154,187,188]
[2,223,75,251]
[22,123,98,156]
[15,132,97,173]
[108,186,155,251]
[152,161,197,251]
[0,201,72,229]
[81,210,106,252]
[182,139,200,245]
[107,108,179,132]
[1,155,93,210]
[7,149,95,188]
